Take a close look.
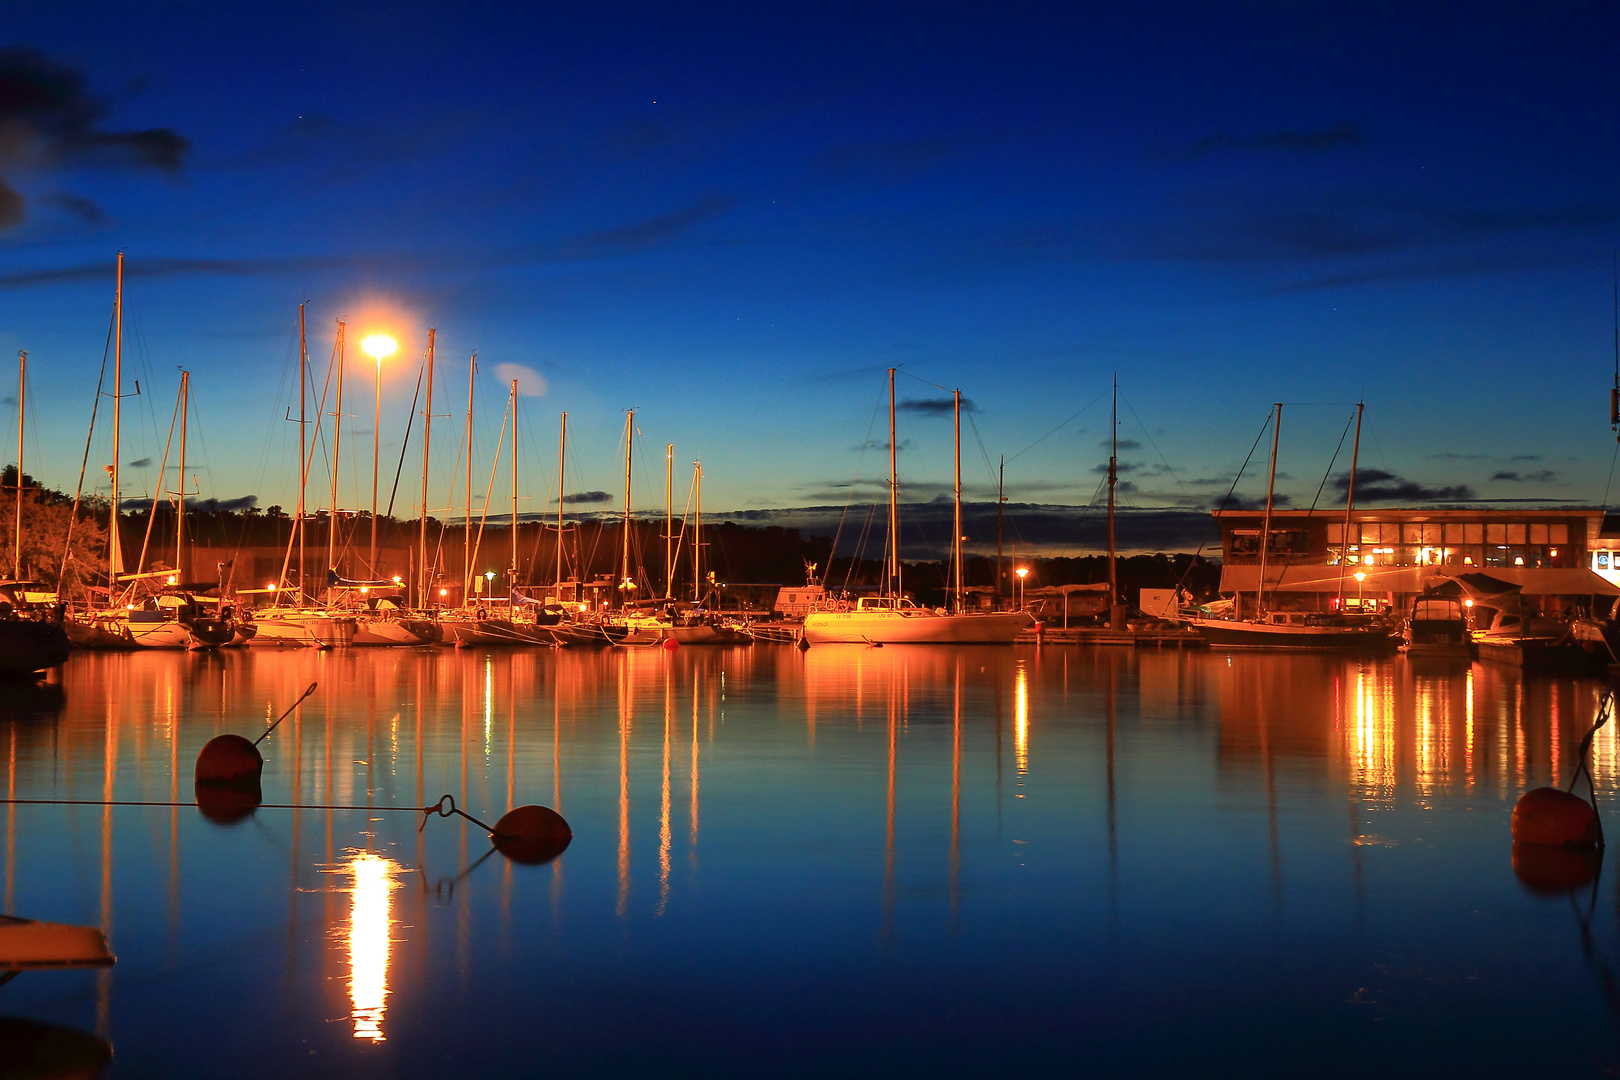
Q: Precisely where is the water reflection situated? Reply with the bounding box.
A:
[347,851,399,1042]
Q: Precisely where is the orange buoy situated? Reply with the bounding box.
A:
[662,636,680,650]
[194,734,264,786]
[492,804,572,864]
[1510,786,1601,847]
[1512,843,1602,895]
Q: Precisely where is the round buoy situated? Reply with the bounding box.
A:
[492,804,573,864]
[1510,786,1601,847]
[194,780,262,826]
[662,636,680,650]
[1512,843,1602,895]
[194,734,264,786]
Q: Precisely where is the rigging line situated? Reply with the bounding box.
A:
[132,380,183,577]
[1270,410,1355,592]
[965,410,997,488]
[1174,408,1276,594]
[1006,388,1109,465]
[1117,389,1195,506]
[384,356,425,520]
[468,393,511,581]
[61,303,116,587]
[822,388,886,586]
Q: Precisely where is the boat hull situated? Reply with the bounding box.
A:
[250,613,358,648]
[442,618,552,646]
[0,621,71,675]
[803,610,1033,645]
[1185,618,1396,651]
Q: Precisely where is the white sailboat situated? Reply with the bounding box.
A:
[803,370,1033,646]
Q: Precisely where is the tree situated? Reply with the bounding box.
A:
[1,466,109,592]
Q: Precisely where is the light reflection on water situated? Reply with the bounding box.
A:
[1,646,1619,1076]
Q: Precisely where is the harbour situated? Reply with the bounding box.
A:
[4,645,1620,1077]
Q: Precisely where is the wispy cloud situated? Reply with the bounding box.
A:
[897,396,977,416]
[553,490,612,505]
[1189,122,1364,157]
[492,362,547,397]
[1332,468,1475,503]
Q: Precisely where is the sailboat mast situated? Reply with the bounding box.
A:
[556,412,566,596]
[1336,401,1364,607]
[693,462,703,603]
[298,304,307,597]
[621,410,633,603]
[1256,403,1282,617]
[953,388,963,613]
[888,368,900,598]
[665,443,674,601]
[463,352,475,601]
[996,456,1004,603]
[510,379,519,584]
[328,321,345,582]
[176,370,188,579]
[13,351,22,577]
[109,252,123,594]
[1107,373,1117,625]
[418,329,435,607]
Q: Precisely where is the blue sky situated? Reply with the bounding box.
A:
[1,2,1617,528]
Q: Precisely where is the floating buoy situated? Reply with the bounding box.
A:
[1511,786,1601,848]
[1511,843,1603,895]
[492,804,572,864]
[194,734,263,787]
[194,781,262,825]
[662,637,680,650]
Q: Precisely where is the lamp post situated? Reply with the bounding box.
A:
[1353,570,1366,611]
[1015,566,1029,610]
[360,334,397,579]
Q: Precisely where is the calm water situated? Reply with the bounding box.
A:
[3,644,1620,1077]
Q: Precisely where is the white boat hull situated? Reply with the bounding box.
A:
[250,612,358,648]
[803,609,1033,645]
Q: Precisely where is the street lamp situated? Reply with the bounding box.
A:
[1015,566,1029,610]
[360,334,397,578]
[1353,570,1366,611]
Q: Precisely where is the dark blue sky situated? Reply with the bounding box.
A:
[2,2,1618,529]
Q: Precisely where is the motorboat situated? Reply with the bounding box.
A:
[0,581,70,676]
[1400,596,1475,659]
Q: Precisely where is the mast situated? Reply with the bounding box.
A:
[1107,373,1117,627]
[556,412,566,595]
[952,388,963,613]
[1256,403,1282,618]
[418,329,435,607]
[176,370,188,580]
[463,352,475,601]
[510,379,519,585]
[995,456,1004,603]
[370,330,382,577]
[664,443,674,601]
[298,304,307,597]
[109,252,123,594]
[328,321,345,583]
[693,461,702,603]
[1336,401,1364,607]
[620,410,633,605]
[13,351,22,577]
[888,368,900,598]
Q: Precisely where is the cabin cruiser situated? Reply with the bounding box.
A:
[0,580,70,676]
[1400,596,1475,659]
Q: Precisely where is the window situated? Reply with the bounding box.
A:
[1486,523,1506,544]
[1465,524,1483,544]
[1507,523,1527,545]
[1530,523,1549,544]
[1551,524,1569,545]
[1402,523,1422,544]
[1443,523,1465,544]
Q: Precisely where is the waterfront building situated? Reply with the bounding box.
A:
[1212,507,1618,617]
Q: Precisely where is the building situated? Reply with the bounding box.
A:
[1213,507,1618,617]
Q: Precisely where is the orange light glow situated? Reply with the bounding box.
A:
[360,334,398,362]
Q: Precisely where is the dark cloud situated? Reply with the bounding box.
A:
[1332,468,1475,502]
[1510,454,1541,461]
[850,438,913,453]
[554,490,612,505]
[1219,494,1294,512]
[0,47,190,229]
[128,457,151,468]
[1491,469,1560,484]
[897,396,977,415]
[1100,438,1141,450]
[41,190,106,224]
[0,196,735,286]
[1189,122,1363,157]
[1090,461,1138,475]
[1427,452,1489,460]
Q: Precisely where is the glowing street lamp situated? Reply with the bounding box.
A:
[360,334,398,576]
[1353,570,1366,610]
[1015,566,1029,610]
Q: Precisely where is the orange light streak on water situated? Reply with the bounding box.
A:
[348,852,398,1042]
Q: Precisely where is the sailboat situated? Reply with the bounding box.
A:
[1,351,71,675]
[64,262,234,650]
[1180,402,1395,650]
[802,371,1033,645]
